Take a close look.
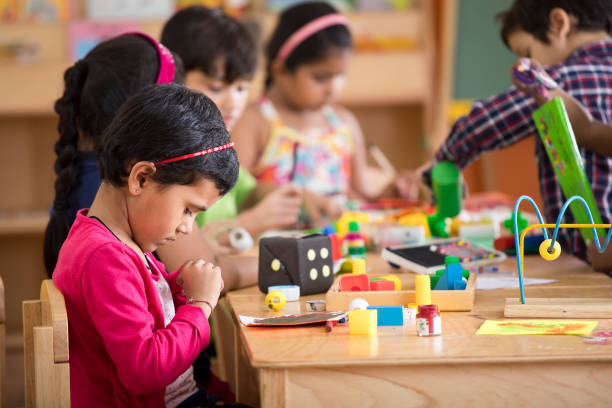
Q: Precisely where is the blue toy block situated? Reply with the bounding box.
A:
[366,305,404,326]
[434,263,463,290]
[453,278,467,290]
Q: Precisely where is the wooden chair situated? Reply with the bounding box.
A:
[23,280,69,408]
[0,276,5,408]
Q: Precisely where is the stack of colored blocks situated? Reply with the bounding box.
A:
[339,273,401,292]
[431,256,468,290]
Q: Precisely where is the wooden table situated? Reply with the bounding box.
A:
[225,255,612,407]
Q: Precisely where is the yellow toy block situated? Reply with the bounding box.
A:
[349,309,378,335]
[352,258,366,275]
[337,211,370,238]
[398,213,431,237]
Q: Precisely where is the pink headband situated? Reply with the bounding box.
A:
[128,32,175,84]
[275,13,349,62]
[154,142,235,165]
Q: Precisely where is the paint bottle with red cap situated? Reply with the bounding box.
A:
[416,305,441,337]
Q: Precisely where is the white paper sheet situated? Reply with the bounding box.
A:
[476,275,557,290]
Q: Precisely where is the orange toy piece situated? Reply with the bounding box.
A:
[369,280,395,291]
[339,274,370,292]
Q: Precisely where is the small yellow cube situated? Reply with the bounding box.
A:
[352,258,366,275]
[349,309,378,335]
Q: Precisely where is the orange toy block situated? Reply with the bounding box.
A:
[369,279,395,291]
[339,274,370,292]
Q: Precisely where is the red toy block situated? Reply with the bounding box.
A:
[494,236,514,251]
[369,279,395,291]
[330,234,342,261]
[339,274,370,292]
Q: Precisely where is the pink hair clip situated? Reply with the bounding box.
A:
[127,32,175,85]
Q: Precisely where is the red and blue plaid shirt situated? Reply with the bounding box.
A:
[426,40,612,260]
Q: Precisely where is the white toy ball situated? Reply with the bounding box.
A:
[229,227,254,252]
[348,298,369,311]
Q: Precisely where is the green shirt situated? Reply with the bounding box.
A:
[196,166,257,227]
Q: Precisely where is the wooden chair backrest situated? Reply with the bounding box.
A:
[1,276,5,408]
[23,279,69,408]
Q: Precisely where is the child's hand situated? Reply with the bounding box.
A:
[179,259,224,312]
[394,170,430,202]
[301,190,344,227]
[201,220,239,255]
[251,183,303,230]
[587,242,612,273]
[511,58,557,105]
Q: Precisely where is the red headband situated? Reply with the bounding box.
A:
[154,142,235,165]
[127,32,175,84]
[275,13,350,63]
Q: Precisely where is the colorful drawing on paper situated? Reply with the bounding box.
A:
[582,330,612,345]
[476,320,598,336]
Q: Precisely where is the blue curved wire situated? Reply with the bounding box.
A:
[547,195,612,253]
[513,195,549,303]
[512,195,611,304]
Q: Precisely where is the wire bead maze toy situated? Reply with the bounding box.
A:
[503,195,612,318]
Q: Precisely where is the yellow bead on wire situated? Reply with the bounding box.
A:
[539,238,561,261]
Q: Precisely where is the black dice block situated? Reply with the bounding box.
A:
[258,234,334,295]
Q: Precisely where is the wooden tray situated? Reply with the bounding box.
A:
[325,272,477,312]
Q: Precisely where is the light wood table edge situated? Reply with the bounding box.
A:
[227,294,612,369]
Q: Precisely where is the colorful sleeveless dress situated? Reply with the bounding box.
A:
[254,97,354,196]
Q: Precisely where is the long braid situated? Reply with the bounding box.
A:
[44,61,88,276]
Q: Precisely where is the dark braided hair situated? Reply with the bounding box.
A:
[51,60,89,213]
[44,34,184,276]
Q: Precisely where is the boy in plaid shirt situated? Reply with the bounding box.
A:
[398,0,612,261]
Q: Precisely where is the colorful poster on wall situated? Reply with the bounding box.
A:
[68,21,140,61]
[22,0,72,20]
[0,0,19,21]
[1,0,72,21]
[86,0,173,20]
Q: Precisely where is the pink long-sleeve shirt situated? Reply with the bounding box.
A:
[53,209,210,407]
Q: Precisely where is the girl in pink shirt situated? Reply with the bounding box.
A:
[53,84,239,407]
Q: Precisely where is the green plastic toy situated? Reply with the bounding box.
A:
[503,211,528,235]
[428,161,462,237]
[532,97,604,243]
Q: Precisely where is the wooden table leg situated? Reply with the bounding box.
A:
[259,369,287,408]
[211,297,236,386]
[233,324,259,407]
